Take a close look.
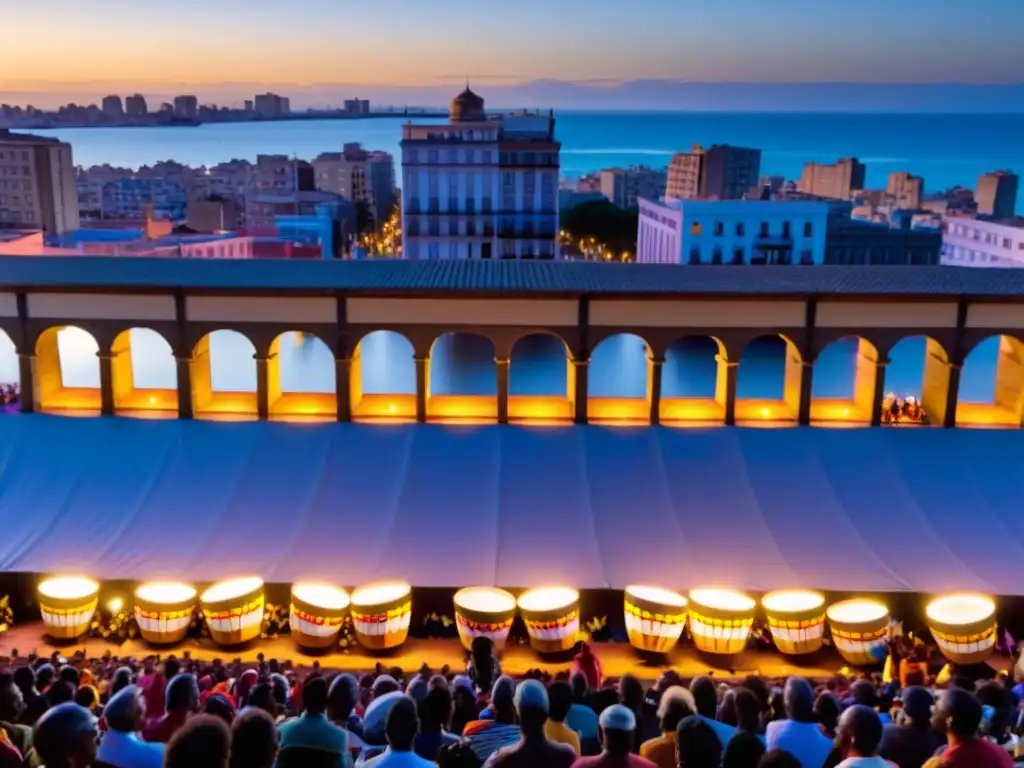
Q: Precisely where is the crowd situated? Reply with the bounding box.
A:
[0,636,1022,768]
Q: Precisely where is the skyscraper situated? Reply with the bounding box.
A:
[0,130,79,234]
[125,94,148,117]
[798,158,867,200]
[101,95,124,118]
[976,170,1018,219]
[887,171,924,209]
[666,145,705,200]
[700,145,761,200]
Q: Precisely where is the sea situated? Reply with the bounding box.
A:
[8,111,1022,407]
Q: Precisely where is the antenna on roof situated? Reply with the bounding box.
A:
[466,74,470,90]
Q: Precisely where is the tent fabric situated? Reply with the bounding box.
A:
[0,416,1021,594]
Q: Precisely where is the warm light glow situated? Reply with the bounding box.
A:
[762,590,825,613]
[926,593,995,625]
[39,576,99,600]
[293,582,351,610]
[351,581,411,607]
[517,587,579,612]
[625,585,688,608]
[388,404,397,414]
[454,587,516,614]
[201,576,264,603]
[689,588,755,612]
[107,597,124,613]
[842,408,850,416]
[149,396,157,404]
[827,599,889,624]
[136,581,197,604]
[761,407,770,417]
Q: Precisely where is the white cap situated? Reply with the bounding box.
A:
[515,679,549,714]
[599,704,636,732]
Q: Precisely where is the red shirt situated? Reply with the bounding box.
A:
[934,738,1014,768]
[572,753,657,768]
[139,672,167,719]
[142,710,189,744]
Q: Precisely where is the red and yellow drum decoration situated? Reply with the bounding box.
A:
[453,587,517,652]
[289,582,351,650]
[517,587,580,655]
[624,585,688,653]
[926,593,997,665]
[762,589,826,656]
[134,581,197,645]
[200,576,265,646]
[826,598,891,666]
[350,581,412,651]
[687,588,755,655]
[38,576,100,640]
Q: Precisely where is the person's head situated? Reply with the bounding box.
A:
[385,695,419,752]
[0,670,24,721]
[371,674,400,699]
[547,681,572,725]
[166,672,200,714]
[689,676,718,720]
[164,714,231,768]
[835,704,883,758]
[202,693,236,727]
[58,665,80,688]
[74,685,98,712]
[47,679,75,705]
[723,731,766,768]
[782,677,814,723]
[470,636,496,691]
[301,675,328,717]
[514,679,549,733]
[675,715,722,768]
[976,681,1013,740]
[419,684,453,733]
[110,666,134,696]
[718,688,738,727]
[104,685,147,734]
[270,674,289,709]
[850,679,879,709]
[163,658,181,680]
[35,663,55,691]
[327,673,358,723]
[491,676,517,724]
[901,686,933,728]
[757,749,802,768]
[932,687,983,743]
[742,676,770,715]
[230,707,279,768]
[813,691,840,734]
[599,704,636,756]
[33,702,98,768]
[248,683,275,717]
[618,674,644,713]
[13,666,36,697]
[657,686,696,734]
[734,687,761,733]
[570,672,588,702]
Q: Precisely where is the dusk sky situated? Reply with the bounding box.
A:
[3,0,1022,94]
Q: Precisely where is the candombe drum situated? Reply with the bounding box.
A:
[38,577,100,640]
[200,576,265,646]
[926,593,997,665]
[517,587,580,655]
[350,581,412,651]
[623,585,688,653]
[290,582,351,650]
[134,581,197,645]
[453,587,517,652]
[762,589,827,656]
[687,588,756,655]
[826,598,891,666]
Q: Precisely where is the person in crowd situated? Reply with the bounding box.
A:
[278,676,349,768]
[363,692,406,757]
[109,669,134,698]
[230,707,279,768]
[765,678,832,768]
[47,682,75,707]
[163,714,231,768]
[617,676,645,753]
[832,705,893,768]
[96,685,164,768]
[850,682,889,726]
[142,673,198,744]
[571,644,602,693]
[363,695,434,767]
[329,674,366,752]
[674,716,722,768]
[73,687,98,714]
[140,658,178,722]
[639,686,694,768]
[734,688,764,741]
[13,668,47,728]
[372,677,401,701]
[468,638,501,697]
[566,674,600,753]
[923,688,1013,768]
[483,680,576,768]
[0,671,35,767]
[571,704,654,768]
[723,731,766,768]
[234,670,259,710]
[201,694,237,728]
[33,703,98,768]
[719,690,739,728]
[758,750,803,768]
[449,679,479,738]
[976,681,1019,757]
[546,682,582,756]
[270,674,290,718]
[814,693,840,741]
[689,677,736,750]
[878,687,940,768]
[414,685,460,761]
[405,679,428,706]
[463,677,521,763]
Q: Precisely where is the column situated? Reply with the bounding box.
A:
[722,361,739,426]
[335,356,351,422]
[870,360,887,427]
[495,358,510,425]
[944,362,962,429]
[255,354,269,420]
[99,353,115,416]
[647,356,663,426]
[176,356,193,419]
[571,357,589,425]
[17,353,34,414]
[797,361,814,426]
[415,356,429,423]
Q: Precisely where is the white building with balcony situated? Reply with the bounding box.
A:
[637,198,831,265]
[940,215,1024,267]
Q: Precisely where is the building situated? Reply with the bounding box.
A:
[401,87,560,260]
[700,144,762,200]
[187,197,242,232]
[312,143,396,223]
[824,220,941,266]
[665,145,705,200]
[125,94,148,117]
[636,197,830,265]
[0,130,79,234]
[976,170,1018,219]
[244,100,254,113]
[100,178,188,221]
[254,93,291,118]
[600,166,667,208]
[173,96,199,120]
[941,215,1024,267]
[887,171,924,209]
[101,95,124,118]
[798,157,866,200]
[344,99,371,115]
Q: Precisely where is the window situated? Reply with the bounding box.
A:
[803,222,813,237]
[428,150,439,164]
[759,222,769,237]
[1003,238,1012,249]
[688,247,701,264]
[782,221,792,238]
[712,247,722,264]
[732,247,744,264]
[713,221,724,236]
[482,151,492,164]
[736,222,745,236]
[800,250,814,264]
[448,242,458,259]
[482,242,492,259]
[690,222,702,235]
[428,243,439,259]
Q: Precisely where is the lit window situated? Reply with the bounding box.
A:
[690,222,702,235]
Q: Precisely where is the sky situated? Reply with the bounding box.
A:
[1,0,1022,98]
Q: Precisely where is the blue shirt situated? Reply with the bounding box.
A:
[566,703,599,741]
[97,730,165,768]
[698,715,737,751]
[766,719,833,768]
[279,711,350,754]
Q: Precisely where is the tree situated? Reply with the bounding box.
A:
[560,200,638,260]
[355,199,375,236]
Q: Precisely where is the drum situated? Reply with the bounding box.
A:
[200,576,265,646]
[687,588,755,655]
[623,585,688,653]
[453,587,517,652]
[926,593,997,665]
[826,599,890,666]
[517,587,580,655]
[350,581,412,651]
[290,582,351,650]
[762,590,826,656]
[135,581,197,645]
[38,577,100,640]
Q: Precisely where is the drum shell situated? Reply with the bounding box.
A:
[928,615,996,665]
[688,601,753,656]
[201,586,265,647]
[40,595,98,640]
[521,603,580,655]
[454,598,516,653]
[764,601,826,656]
[624,594,686,654]
[135,595,196,645]
[290,592,349,650]
[351,590,412,651]
[827,610,890,667]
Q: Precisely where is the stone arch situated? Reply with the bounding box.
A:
[351,330,416,421]
[428,332,497,422]
[809,335,879,424]
[588,332,652,424]
[191,329,258,420]
[735,333,803,424]
[885,334,950,426]
[267,331,336,420]
[660,335,728,425]
[956,334,1024,428]
[508,332,572,423]
[34,325,101,414]
[111,328,178,417]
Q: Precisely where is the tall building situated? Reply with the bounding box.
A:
[254,93,291,118]
[798,157,866,200]
[173,96,199,120]
[700,144,762,200]
[976,170,1018,219]
[0,130,79,234]
[600,166,667,208]
[666,145,705,200]
[344,99,371,115]
[313,143,395,224]
[887,171,924,209]
[101,95,124,118]
[401,87,560,260]
[941,215,1024,267]
[125,94,148,117]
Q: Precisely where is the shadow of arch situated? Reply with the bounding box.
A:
[111,328,178,417]
[352,330,417,421]
[735,334,802,425]
[35,325,101,414]
[0,329,19,413]
[956,334,1024,428]
[192,329,258,420]
[810,335,879,425]
[588,332,651,424]
[660,335,727,425]
[509,332,572,423]
[885,334,949,426]
[428,332,496,422]
[268,332,336,421]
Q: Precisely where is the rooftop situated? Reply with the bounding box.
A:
[0,129,62,145]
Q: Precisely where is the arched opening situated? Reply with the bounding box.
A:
[428,332,497,422]
[111,328,178,417]
[508,333,572,423]
[735,334,802,424]
[351,330,416,421]
[587,333,651,424]
[268,332,336,421]
[884,335,948,426]
[191,330,258,420]
[0,330,18,413]
[810,336,878,425]
[34,326,101,414]
[660,336,726,425]
[956,335,1024,427]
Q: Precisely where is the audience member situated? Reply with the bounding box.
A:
[33,703,99,768]
[639,687,694,768]
[364,695,434,767]
[230,707,279,768]
[415,685,460,761]
[571,704,655,768]
[566,674,599,752]
[468,638,501,696]
[689,677,737,751]
[142,673,198,744]
[546,682,582,757]
[201,694,237,728]
[734,688,764,740]
[463,678,521,763]
[96,685,164,768]
[483,680,575,768]
[277,676,349,768]
[814,693,840,741]
[833,705,890,767]
[675,716,722,768]
[723,732,766,768]
[0,671,34,766]
[765,678,832,768]
[618,676,645,753]
[163,714,231,768]
[878,687,939,768]
[758,750,803,768]
[923,688,1013,768]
